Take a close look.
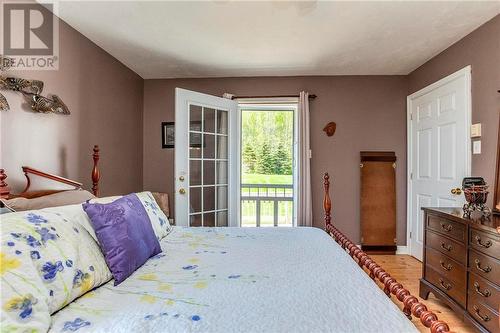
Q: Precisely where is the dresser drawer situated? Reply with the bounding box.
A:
[468,272,500,311]
[425,265,466,307]
[425,247,465,285]
[426,230,466,264]
[467,294,500,333]
[470,228,500,258]
[469,249,500,284]
[427,215,466,243]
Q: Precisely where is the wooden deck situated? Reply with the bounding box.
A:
[371,255,475,333]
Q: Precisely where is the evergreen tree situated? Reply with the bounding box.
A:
[257,142,274,174]
[242,144,257,173]
[273,144,292,175]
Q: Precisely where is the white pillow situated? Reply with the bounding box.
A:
[61,193,172,242]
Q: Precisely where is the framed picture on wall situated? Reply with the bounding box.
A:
[161,122,175,148]
[161,121,203,148]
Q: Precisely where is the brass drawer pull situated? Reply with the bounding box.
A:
[440,222,452,232]
[439,260,452,271]
[440,242,452,252]
[438,278,452,290]
[473,282,491,297]
[474,235,492,248]
[474,259,492,273]
[473,305,490,322]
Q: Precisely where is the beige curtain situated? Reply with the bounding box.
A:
[298,91,312,227]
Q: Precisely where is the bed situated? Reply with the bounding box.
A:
[0,148,450,333]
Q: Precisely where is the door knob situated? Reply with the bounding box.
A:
[179,188,186,195]
[451,188,462,195]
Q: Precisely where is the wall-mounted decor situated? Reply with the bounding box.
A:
[161,121,203,149]
[162,122,175,148]
[323,121,336,137]
[0,57,70,115]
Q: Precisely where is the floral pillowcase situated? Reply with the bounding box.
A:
[1,208,112,332]
[135,192,172,240]
[0,192,171,332]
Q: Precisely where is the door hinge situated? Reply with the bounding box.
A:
[361,237,364,243]
[409,232,412,239]
[410,112,413,120]
[410,172,413,180]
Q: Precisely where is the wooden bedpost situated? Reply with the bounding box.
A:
[323,173,331,229]
[92,145,100,197]
[322,171,451,333]
[0,169,11,199]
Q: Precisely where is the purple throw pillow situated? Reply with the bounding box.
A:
[82,193,161,285]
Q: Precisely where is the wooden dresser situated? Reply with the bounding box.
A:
[420,208,500,333]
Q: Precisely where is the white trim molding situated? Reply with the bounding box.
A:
[396,246,409,255]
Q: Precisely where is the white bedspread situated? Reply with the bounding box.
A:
[49,227,418,333]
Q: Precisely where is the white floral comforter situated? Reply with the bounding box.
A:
[48,227,417,333]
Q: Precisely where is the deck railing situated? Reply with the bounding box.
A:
[241,183,294,227]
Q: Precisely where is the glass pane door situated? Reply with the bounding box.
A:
[175,88,238,227]
[189,105,229,227]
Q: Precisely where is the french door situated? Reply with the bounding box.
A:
[407,66,471,260]
[174,88,239,227]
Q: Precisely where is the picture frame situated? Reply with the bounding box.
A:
[161,122,175,148]
[161,121,203,149]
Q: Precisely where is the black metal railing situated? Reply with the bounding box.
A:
[241,184,293,227]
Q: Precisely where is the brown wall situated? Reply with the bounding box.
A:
[143,76,409,243]
[408,15,500,207]
[0,6,144,196]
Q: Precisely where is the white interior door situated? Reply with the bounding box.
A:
[408,66,471,261]
[175,88,239,227]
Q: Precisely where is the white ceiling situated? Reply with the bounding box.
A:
[51,1,500,79]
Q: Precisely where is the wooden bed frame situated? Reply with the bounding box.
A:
[0,152,452,332]
[0,145,101,199]
[323,173,452,333]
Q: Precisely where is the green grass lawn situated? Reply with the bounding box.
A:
[242,173,292,184]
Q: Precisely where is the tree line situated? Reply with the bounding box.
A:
[241,111,293,175]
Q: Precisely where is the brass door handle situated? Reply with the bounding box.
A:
[179,188,186,195]
[451,188,462,195]
[474,282,491,297]
[179,176,185,181]
[474,259,492,273]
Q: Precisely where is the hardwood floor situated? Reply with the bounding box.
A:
[370,255,476,333]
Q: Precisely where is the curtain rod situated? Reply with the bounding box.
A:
[231,94,317,100]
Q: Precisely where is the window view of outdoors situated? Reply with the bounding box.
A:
[241,110,294,227]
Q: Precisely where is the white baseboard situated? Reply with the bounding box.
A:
[396,246,409,255]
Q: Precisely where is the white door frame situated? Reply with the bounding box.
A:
[406,65,472,257]
[174,88,240,227]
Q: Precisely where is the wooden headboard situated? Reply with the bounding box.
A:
[0,145,101,199]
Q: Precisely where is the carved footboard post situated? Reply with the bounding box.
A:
[0,169,10,198]
[323,173,451,333]
[92,145,100,197]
